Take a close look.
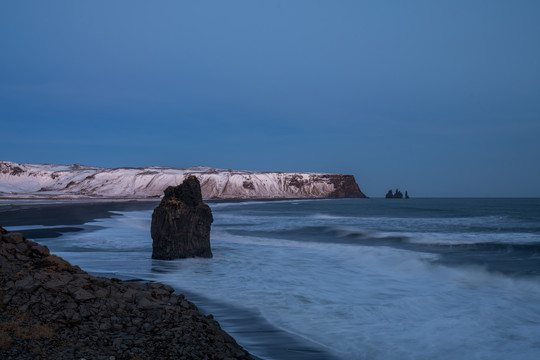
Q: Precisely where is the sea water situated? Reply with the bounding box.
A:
[5,198,540,359]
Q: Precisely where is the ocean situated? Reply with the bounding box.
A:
[2,198,540,359]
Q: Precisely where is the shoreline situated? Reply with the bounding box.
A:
[0,227,253,359]
[0,201,339,359]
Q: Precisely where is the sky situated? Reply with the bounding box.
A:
[1,1,539,197]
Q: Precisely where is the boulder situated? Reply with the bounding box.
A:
[151,176,213,259]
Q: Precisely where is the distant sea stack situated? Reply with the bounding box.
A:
[151,176,213,260]
[385,189,409,199]
[0,161,367,199]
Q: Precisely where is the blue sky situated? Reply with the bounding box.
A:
[1,1,539,197]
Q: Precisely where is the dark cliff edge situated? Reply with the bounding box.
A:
[0,226,253,359]
[325,175,367,198]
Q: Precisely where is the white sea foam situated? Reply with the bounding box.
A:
[39,206,540,360]
[210,199,312,209]
[306,214,526,232]
[43,211,152,253]
[3,224,69,231]
[156,231,540,360]
[405,231,540,245]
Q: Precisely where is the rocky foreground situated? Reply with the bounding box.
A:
[0,226,253,360]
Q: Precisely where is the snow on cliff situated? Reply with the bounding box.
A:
[0,161,366,200]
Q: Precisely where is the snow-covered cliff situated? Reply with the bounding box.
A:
[0,161,366,200]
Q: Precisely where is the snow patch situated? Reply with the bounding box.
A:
[0,161,361,200]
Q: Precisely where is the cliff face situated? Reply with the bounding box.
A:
[324,175,366,198]
[0,161,367,199]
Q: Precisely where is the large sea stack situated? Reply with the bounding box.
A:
[151,176,213,260]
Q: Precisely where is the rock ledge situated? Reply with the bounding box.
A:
[0,226,251,359]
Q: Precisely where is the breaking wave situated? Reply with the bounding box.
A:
[19,198,540,360]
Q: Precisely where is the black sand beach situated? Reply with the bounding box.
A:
[1,201,338,360]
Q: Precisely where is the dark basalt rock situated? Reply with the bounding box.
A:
[385,189,406,199]
[323,175,367,198]
[0,162,24,176]
[151,176,213,260]
[242,180,255,190]
[0,226,252,359]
